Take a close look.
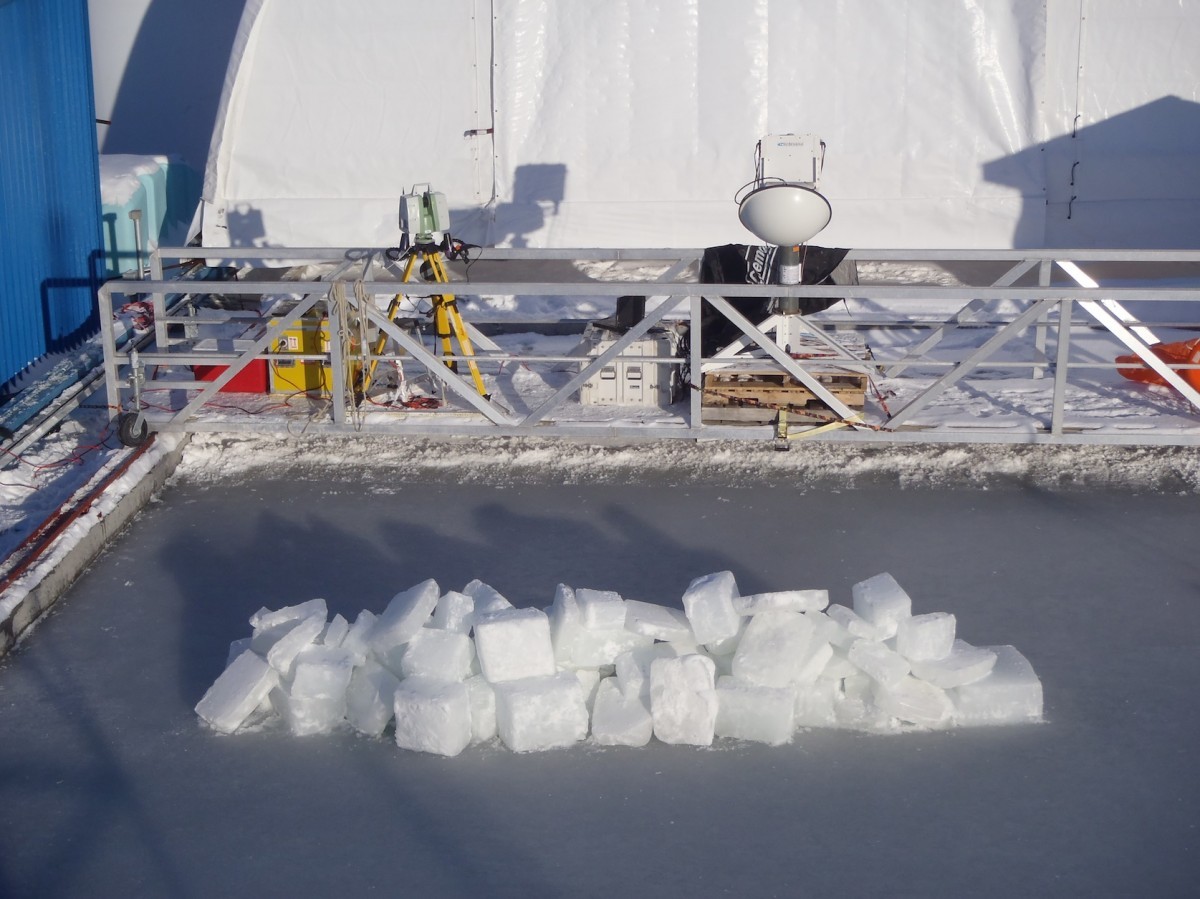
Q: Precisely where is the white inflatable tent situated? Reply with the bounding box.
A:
[202,0,1200,251]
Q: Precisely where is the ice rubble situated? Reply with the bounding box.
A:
[195,571,1043,755]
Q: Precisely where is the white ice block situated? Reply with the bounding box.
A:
[820,647,860,680]
[615,644,680,699]
[462,579,513,615]
[733,589,830,616]
[249,618,304,657]
[266,613,326,678]
[474,607,558,683]
[715,676,796,746]
[847,639,911,688]
[825,604,888,643]
[195,650,280,734]
[568,627,653,669]
[249,597,328,632]
[649,654,719,746]
[465,674,497,743]
[950,645,1043,725]
[703,617,748,658]
[369,579,440,655]
[401,628,476,683]
[345,659,400,737]
[340,609,377,665]
[911,640,997,688]
[575,588,627,631]
[226,637,253,669]
[548,584,583,665]
[874,675,954,728]
[591,678,653,747]
[573,667,602,715]
[290,645,355,700]
[275,690,346,736]
[896,612,956,662]
[851,573,913,638]
[794,678,840,728]
[681,571,742,645]
[431,590,476,635]
[494,673,589,752]
[320,613,350,648]
[623,600,693,642]
[731,610,816,688]
[393,677,472,757]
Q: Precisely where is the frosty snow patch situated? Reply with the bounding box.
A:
[195,572,1044,754]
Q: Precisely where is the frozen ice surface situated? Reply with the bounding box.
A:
[249,598,328,632]
[494,673,589,752]
[320,613,349,648]
[195,650,280,734]
[465,674,497,743]
[274,688,346,736]
[715,676,796,746]
[851,573,913,638]
[911,640,998,688]
[591,678,653,747]
[393,677,472,757]
[951,645,1043,725]
[734,589,830,615]
[462,579,513,615]
[474,607,557,683]
[401,628,475,682]
[575,588,627,631]
[345,659,400,737]
[266,613,326,678]
[623,599,693,642]
[896,612,956,662]
[430,590,475,635]
[874,675,954,728]
[731,610,815,688]
[847,639,911,688]
[682,571,742,645]
[369,579,440,654]
[649,654,719,747]
[548,583,583,665]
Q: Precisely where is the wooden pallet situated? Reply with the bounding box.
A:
[701,366,868,424]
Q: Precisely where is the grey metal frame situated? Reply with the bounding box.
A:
[96,246,1200,446]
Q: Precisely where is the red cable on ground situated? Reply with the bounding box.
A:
[0,437,156,595]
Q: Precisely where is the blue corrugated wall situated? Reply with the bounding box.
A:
[0,0,103,389]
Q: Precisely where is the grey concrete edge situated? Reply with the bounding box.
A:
[0,434,192,658]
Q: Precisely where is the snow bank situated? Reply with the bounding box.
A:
[195,571,1043,753]
[174,433,1200,494]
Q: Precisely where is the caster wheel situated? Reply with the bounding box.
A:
[117,412,150,447]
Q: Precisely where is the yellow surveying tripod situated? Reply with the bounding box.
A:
[364,185,489,399]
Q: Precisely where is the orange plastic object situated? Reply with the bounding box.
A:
[1116,338,1200,390]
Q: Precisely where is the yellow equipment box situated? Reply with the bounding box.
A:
[268,317,363,396]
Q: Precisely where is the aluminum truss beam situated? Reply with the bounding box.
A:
[94,246,1200,447]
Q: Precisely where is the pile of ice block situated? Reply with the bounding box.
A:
[195,572,1043,755]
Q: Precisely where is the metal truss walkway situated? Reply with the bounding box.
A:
[99,246,1200,446]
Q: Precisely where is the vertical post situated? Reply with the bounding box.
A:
[1050,299,1073,436]
[690,295,704,433]
[1033,259,1052,378]
[328,286,346,426]
[150,247,169,348]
